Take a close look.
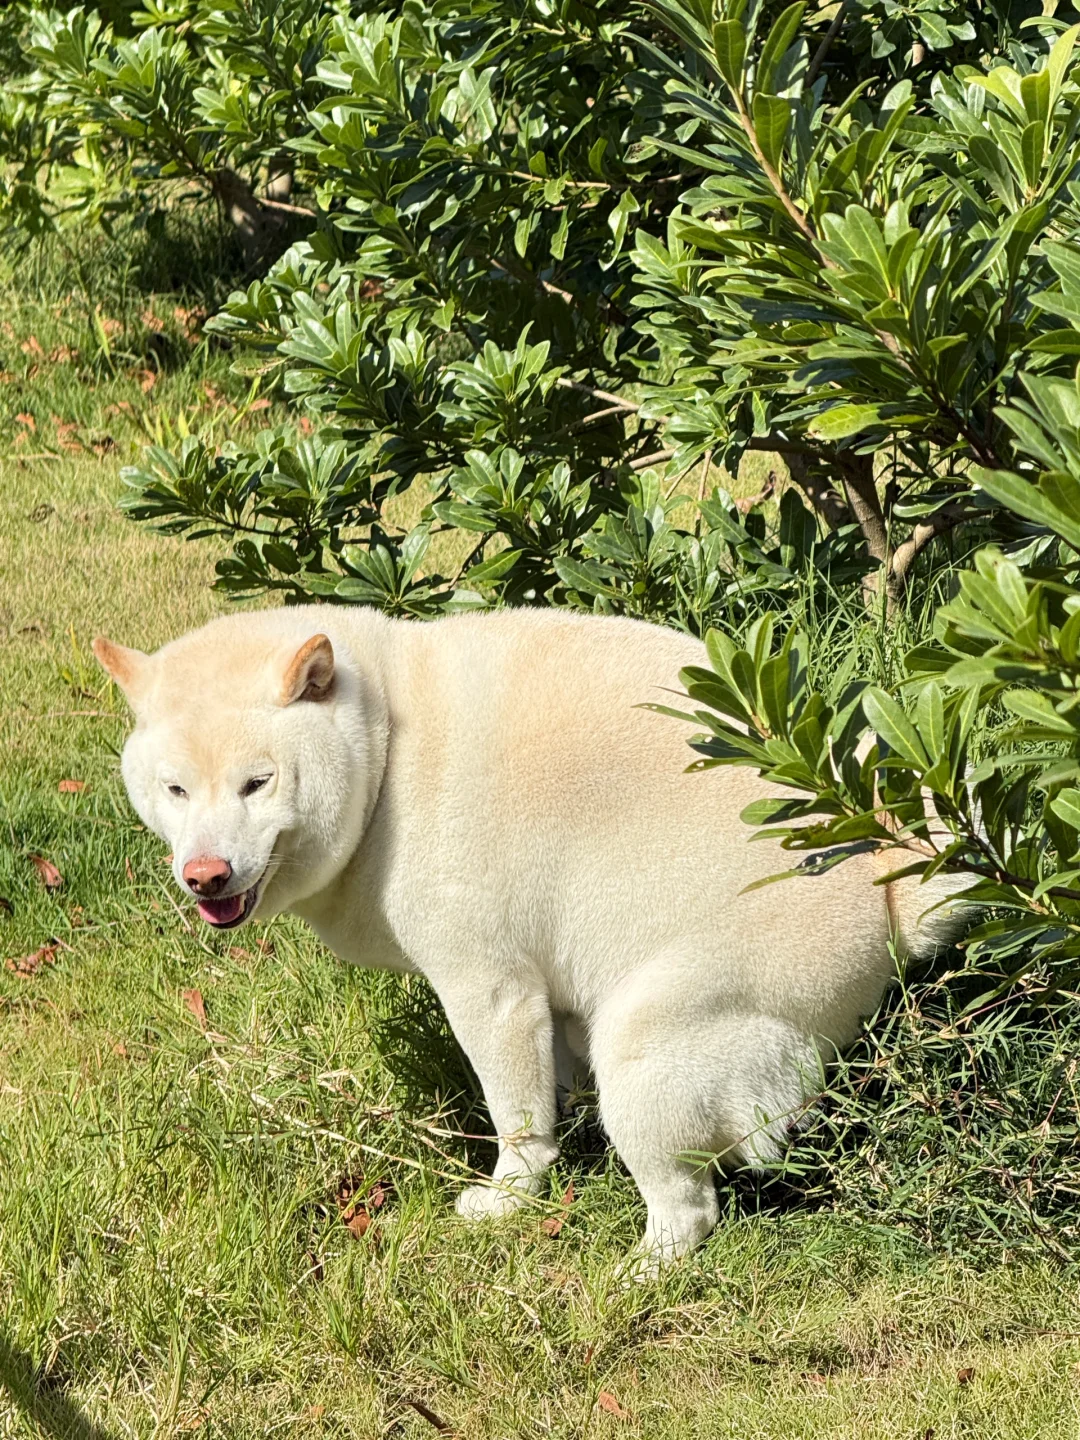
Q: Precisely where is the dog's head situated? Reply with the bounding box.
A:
[94,619,380,930]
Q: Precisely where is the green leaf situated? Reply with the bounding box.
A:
[756,3,805,98]
[751,93,791,173]
[1050,788,1080,831]
[918,11,952,51]
[862,687,928,767]
[1020,119,1045,190]
[712,19,746,91]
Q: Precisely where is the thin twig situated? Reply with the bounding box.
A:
[629,448,676,471]
[554,402,630,439]
[807,2,847,86]
[887,502,971,594]
[259,196,317,218]
[555,378,640,412]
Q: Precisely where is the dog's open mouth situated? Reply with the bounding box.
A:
[196,872,267,929]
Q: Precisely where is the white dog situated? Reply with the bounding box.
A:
[94,607,966,1270]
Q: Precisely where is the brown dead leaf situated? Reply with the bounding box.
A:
[337,1172,391,1238]
[344,1210,371,1239]
[248,397,271,412]
[298,415,314,436]
[20,336,43,358]
[6,942,59,977]
[99,316,122,338]
[125,857,135,884]
[174,305,207,339]
[112,1041,129,1058]
[48,346,78,365]
[15,412,36,431]
[58,779,86,794]
[182,988,208,1029]
[305,1404,326,1419]
[582,1342,595,1366]
[957,1367,975,1386]
[541,1179,575,1237]
[30,855,63,889]
[597,1391,630,1421]
[141,309,167,331]
[52,417,82,452]
[359,279,384,301]
[137,369,157,393]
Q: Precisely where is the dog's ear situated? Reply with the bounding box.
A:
[93,637,151,705]
[281,634,335,704]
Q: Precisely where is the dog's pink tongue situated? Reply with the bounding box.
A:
[197,894,244,926]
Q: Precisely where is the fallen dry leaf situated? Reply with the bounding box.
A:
[344,1209,371,1239]
[182,988,208,1029]
[30,855,63,889]
[337,1172,391,1239]
[20,336,43,358]
[597,1392,630,1421]
[174,305,207,339]
[138,369,157,393]
[957,1367,975,1386]
[541,1179,575,1237]
[58,779,86,794]
[15,412,36,431]
[6,942,59,977]
[125,857,135,884]
[228,937,274,963]
[248,397,271,412]
[305,1405,326,1419]
[112,1041,129,1058]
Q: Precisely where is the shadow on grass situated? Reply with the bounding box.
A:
[0,1334,116,1440]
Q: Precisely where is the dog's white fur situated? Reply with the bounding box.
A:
[95,606,968,1270]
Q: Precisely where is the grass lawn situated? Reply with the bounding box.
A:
[2,265,1080,1440]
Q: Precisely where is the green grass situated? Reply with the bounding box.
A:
[3,238,1080,1440]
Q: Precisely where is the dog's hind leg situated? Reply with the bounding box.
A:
[590,965,819,1275]
[430,969,560,1218]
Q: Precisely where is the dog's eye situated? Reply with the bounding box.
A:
[241,775,270,797]
[167,783,187,799]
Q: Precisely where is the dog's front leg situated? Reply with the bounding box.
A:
[431,970,559,1218]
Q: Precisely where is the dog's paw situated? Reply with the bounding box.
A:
[455,1182,531,1219]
